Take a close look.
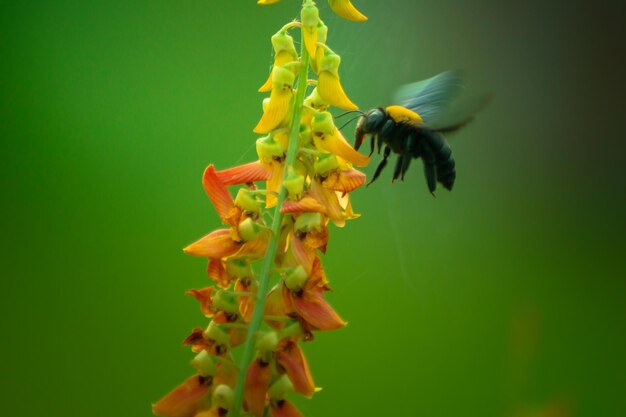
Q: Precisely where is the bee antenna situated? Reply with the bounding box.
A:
[334,110,365,119]
[337,115,363,131]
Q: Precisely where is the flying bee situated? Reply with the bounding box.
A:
[349,70,491,194]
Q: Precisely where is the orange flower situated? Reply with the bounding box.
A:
[275,338,315,397]
[152,375,212,417]
[244,358,272,417]
[270,400,304,417]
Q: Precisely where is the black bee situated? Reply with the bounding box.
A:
[353,70,490,194]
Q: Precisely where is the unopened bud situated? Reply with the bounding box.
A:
[268,374,295,400]
[272,65,296,90]
[314,153,339,176]
[235,189,261,213]
[285,265,308,291]
[212,384,234,410]
[256,135,284,162]
[191,350,217,377]
[205,322,230,347]
[301,3,320,28]
[319,53,341,76]
[256,331,279,354]
[226,259,253,280]
[212,290,239,315]
[283,167,305,200]
[312,111,335,135]
[294,212,323,233]
[238,217,260,242]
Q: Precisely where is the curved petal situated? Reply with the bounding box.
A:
[315,129,369,167]
[310,180,345,227]
[276,340,315,397]
[266,161,284,208]
[207,259,231,289]
[183,229,241,258]
[291,288,346,331]
[281,196,326,215]
[270,400,304,417]
[215,161,272,186]
[235,278,255,324]
[254,88,293,134]
[317,71,357,110]
[202,165,234,220]
[264,286,289,330]
[186,287,216,317]
[302,27,318,61]
[289,235,316,274]
[328,0,368,22]
[259,50,295,93]
[244,358,271,417]
[152,374,211,417]
[322,169,366,194]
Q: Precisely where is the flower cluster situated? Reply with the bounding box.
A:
[153,2,368,417]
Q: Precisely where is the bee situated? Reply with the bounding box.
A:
[352,70,491,194]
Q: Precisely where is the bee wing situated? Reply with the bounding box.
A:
[429,94,494,133]
[392,70,464,125]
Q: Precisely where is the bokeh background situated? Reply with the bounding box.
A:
[1,1,624,416]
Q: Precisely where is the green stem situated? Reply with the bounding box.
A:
[228,15,310,417]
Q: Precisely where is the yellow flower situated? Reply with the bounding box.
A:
[328,0,368,22]
[259,30,298,92]
[311,111,369,167]
[254,65,297,134]
[316,50,358,110]
[301,2,320,59]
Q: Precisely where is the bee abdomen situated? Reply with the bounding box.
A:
[425,131,456,191]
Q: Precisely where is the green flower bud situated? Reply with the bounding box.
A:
[256,135,284,162]
[271,31,297,59]
[294,212,323,233]
[212,384,234,410]
[314,153,339,176]
[205,322,230,347]
[299,124,312,147]
[268,374,295,400]
[235,189,261,213]
[278,322,304,339]
[226,258,253,280]
[304,87,328,110]
[272,65,296,90]
[317,20,328,44]
[285,265,308,291]
[256,331,279,354]
[238,217,260,242]
[312,111,335,135]
[283,167,305,200]
[319,53,341,77]
[301,3,320,28]
[191,350,217,377]
[212,290,239,315]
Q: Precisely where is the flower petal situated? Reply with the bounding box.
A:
[259,50,295,93]
[215,161,272,186]
[276,340,315,397]
[186,287,216,317]
[254,88,293,134]
[264,286,290,330]
[289,236,315,274]
[207,259,231,289]
[244,359,272,417]
[328,0,368,22]
[202,165,234,220]
[310,180,345,227]
[302,27,318,62]
[317,71,357,110]
[281,196,326,215]
[270,400,304,417]
[152,375,211,417]
[184,229,241,258]
[315,129,369,167]
[266,161,284,208]
[235,278,255,324]
[292,288,346,331]
[322,168,366,194]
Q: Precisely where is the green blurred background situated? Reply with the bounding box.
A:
[1,1,624,416]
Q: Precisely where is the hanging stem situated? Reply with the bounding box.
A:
[228,14,311,417]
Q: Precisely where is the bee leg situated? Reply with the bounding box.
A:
[400,135,415,181]
[367,146,391,186]
[392,155,404,183]
[420,141,437,195]
[369,134,376,157]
